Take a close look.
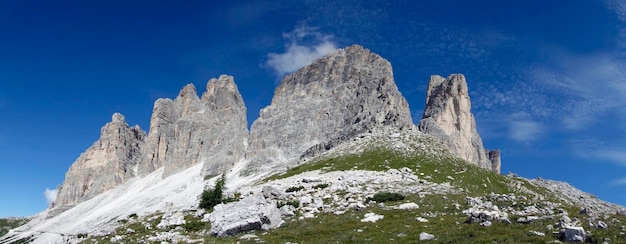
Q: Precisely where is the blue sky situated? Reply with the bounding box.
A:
[1,0,625,217]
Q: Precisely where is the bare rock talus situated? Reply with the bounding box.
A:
[140,75,248,177]
[245,45,413,174]
[418,74,500,172]
[54,113,146,209]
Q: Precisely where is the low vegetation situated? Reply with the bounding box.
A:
[285,186,305,193]
[277,200,300,209]
[0,218,29,237]
[367,192,405,202]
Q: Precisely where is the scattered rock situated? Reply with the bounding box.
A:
[262,186,283,199]
[361,212,384,223]
[395,202,419,210]
[416,217,429,223]
[419,232,435,241]
[279,205,295,217]
[239,234,260,241]
[560,226,586,242]
[157,211,186,229]
[597,221,608,229]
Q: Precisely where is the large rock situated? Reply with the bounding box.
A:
[54,113,146,209]
[208,194,283,236]
[140,75,248,177]
[417,74,500,172]
[245,45,413,174]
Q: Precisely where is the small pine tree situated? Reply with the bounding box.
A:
[199,174,226,210]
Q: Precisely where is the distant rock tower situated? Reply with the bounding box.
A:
[418,74,501,173]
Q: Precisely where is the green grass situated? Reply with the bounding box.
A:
[78,143,626,243]
[0,218,28,237]
[238,193,557,243]
[263,147,517,196]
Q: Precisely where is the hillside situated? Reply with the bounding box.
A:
[3,127,623,243]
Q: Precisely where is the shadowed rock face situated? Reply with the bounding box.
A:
[55,113,146,209]
[245,44,413,174]
[418,74,500,173]
[140,75,248,178]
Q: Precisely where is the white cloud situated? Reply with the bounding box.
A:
[44,188,58,206]
[508,112,543,143]
[610,177,626,186]
[266,26,337,76]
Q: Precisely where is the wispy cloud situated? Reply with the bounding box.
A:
[610,177,626,186]
[266,26,337,77]
[44,188,58,207]
[508,112,543,143]
[532,53,626,130]
[572,140,626,167]
[606,0,626,21]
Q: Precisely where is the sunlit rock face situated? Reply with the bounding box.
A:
[140,75,249,178]
[55,113,146,209]
[418,74,500,173]
[245,44,413,175]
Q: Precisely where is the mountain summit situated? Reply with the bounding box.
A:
[245,44,413,174]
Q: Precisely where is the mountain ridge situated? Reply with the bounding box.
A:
[2,44,624,243]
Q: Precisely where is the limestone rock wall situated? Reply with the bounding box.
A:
[418,74,500,173]
[245,45,413,174]
[140,75,248,177]
[54,113,146,208]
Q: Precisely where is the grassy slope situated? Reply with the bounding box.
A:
[81,141,626,243]
[0,218,28,237]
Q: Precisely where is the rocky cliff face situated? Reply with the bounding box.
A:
[140,75,248,177]
[245,45,413,174]
[54,113,146,209]
[417,74,500,173]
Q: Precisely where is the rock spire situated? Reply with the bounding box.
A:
[140,75,248,177]
[417,74,500,172]
[54,113,146,209]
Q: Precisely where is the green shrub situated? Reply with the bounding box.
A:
[200,174,226,210]
[277,200,300,208]
[285,186,305,193]
[128,213,138,219]
[313,183,329,189]
[367,192,405,202]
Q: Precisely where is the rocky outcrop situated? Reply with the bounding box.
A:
[54,113,146,209]
[417,74,500,172]
[245,45,413,174]
[140,75,248,177]
[206,194,283,236]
